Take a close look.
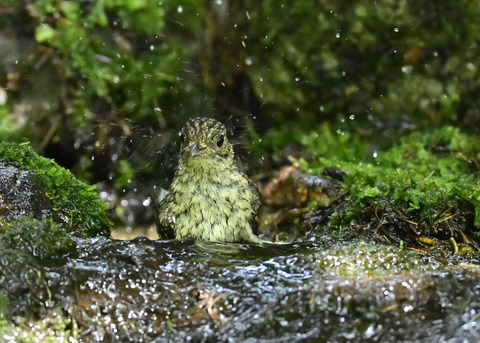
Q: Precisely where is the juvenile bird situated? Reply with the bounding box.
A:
[156,117,262,243]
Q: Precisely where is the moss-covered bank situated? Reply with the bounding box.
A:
[255,123,480,258]
[0,141,110,236]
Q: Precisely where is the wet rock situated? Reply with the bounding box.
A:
[258,166,339,239]
[261,166,338,208]
[0,141,111,236]
[3,237,480,342]
[0,161,61,223]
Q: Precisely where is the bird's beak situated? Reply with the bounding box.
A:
[190,142,207,156]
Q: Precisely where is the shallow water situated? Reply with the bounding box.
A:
[3,225,480,342]
[27,237,480,341]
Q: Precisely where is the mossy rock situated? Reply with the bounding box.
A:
[0,141,110,237]
[257,122,480,253]
[0,217,74,259]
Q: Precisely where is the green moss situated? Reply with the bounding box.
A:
[276,124,480,230]
[0,141,111,236]
[0,217,74,259]
[0,310,77,342]
[316,242,430,276]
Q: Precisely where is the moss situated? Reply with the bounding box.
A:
[0,217,74,259]
[0,310,78,342]
[263,123,480,234]
[342,127,479,228]
[0,141,110,236]
[316,241,430,276]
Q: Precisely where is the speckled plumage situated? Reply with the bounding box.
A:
[156,117,261,243]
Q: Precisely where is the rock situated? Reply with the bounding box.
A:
[0,161,61,223]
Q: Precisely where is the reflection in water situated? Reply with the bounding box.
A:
[111,225,159,240]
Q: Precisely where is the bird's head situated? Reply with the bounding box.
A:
[179,117,234,160]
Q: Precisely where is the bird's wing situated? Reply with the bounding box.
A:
[249,181,261,236]
[156,196,176,239]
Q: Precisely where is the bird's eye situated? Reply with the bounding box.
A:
[179,133,185,145]
[217,135,224,148]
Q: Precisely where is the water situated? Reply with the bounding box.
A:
[3,234,479,342]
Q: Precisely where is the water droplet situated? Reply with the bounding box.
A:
[295,77,300,82]
[245,58,252,66]
[245,11,251,20]
[394,27,399,33]
[177,5,183,13]
[335,32,340,38]
[349,114,355,120]
[401,65,413,74]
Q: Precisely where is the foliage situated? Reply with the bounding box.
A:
[264,123,480,229]
[26,0,205,125]
[242,1,480,126]
[0,141,111,235]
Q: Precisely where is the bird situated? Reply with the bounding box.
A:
[156,117,262,243]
